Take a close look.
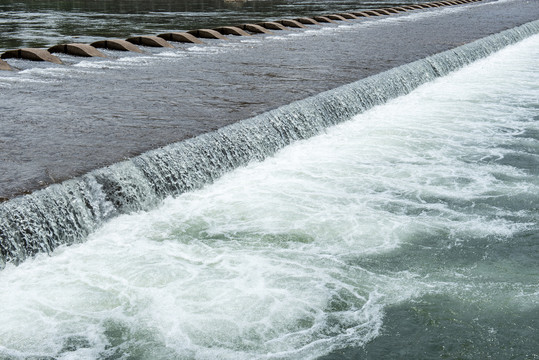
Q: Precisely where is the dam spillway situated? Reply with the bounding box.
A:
[0,0,537,202]
[0,21,538,359]
[0,0,538,357]
[0,9,538,266]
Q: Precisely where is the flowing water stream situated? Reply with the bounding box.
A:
[0,24,537,359]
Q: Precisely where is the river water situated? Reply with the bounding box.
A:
[1,0,538,201]
[0,28,537,359]
[0,0,424,51]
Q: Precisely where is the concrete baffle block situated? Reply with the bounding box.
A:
[276,19,306,28]
[0,58,12,71]
[91,39,143,52]
[1,48,63,64]
[187,29,229,40]
[257,22,289,30]
[379,8,401,13]
[294,17,320,25]
[312,16,336,23]
[238,24,274,34]
[389,7,409,12]
[213,26,251,36]
[337,13,359,19]
[126,36,174,48]
[326,14,349,21]
[48,43,106,57]
[158,33,203,44]
[351,12,371,17]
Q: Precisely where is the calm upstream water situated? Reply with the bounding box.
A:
[0,29,537,360]
[0,0,422,51]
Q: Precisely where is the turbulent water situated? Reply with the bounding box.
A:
[0,28,537,360]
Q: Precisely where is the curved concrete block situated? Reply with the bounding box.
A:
[158,32,203,44]
[276,19,306,28]
[337,13,359,19]
[378,8,400,14]
[389,7,409,12]
[213,26,251,36]
[48,43,106,57]
[0,58,12,71]
[238,24,273,34]
[363,10,384,16]
[313,16,336,23]
[126,36,174,48]
[1,48,62,64]
[402,5,424,10]
[91,39,143,52]
[187,29,229,40]
[294,17,319,25]
[326,14,349,21]
[351,12,371,17]
[257,22,288,30]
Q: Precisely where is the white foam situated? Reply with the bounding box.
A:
[0,32,537,360]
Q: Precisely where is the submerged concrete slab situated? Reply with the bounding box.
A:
[213,26,251,36]
[0,58,12,71]
[1,48,62,64]
[187,29,229,40]
[277,19,306,28]
[294,17,319,25]
[126,36,174,48]
[238,24,273,34]
[48,43,106,57]
[158,32,203,44]
[91,39,143,52]
[257,22,289,31]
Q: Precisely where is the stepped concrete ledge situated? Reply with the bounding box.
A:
[0,58,12,71]
[158,32,203,44]
[187,29,229,40]
[326,14,349,21]
[91,39,143,52]
[48,43,106,57]
[238,24,273,34]
[126,36,174,48]
[1,48,62,64]
[257,22,289,31]
[294,17,319,25]
[276,19,306,28]
[313,16,336,23]
[213,26,251,36]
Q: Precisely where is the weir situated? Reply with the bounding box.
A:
[1,20,538,269]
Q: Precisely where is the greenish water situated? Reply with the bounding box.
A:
[0,31,537,359]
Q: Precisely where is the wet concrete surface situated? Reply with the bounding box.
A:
[0,0,538,200]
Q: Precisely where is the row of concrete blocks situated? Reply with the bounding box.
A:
[0,0,483,71]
